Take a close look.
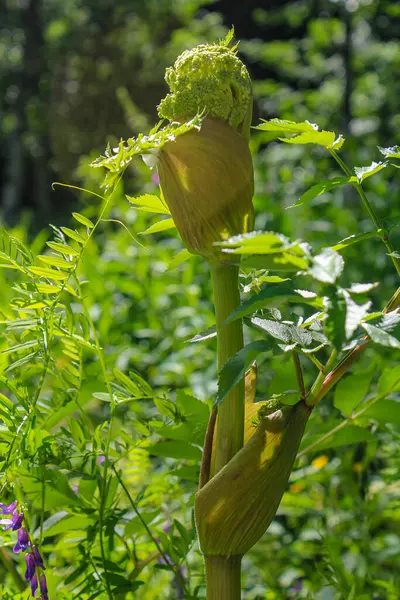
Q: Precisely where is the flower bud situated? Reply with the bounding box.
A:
[158,116,254,259]
[195,400,311,556]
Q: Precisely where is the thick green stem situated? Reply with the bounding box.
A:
[210,262,245,473]
[205,555,242,600]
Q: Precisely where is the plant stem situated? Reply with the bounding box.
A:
[210,262,245,473]
[329,149,400,277]
[205,555,242,600]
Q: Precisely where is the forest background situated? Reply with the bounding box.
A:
[0,1,400,599]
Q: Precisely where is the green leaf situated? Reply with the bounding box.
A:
[305,425,375,451]
[334,371,374,417]
[255,119,319,134]
[149,440,202,461]
[378,365,400,393]
[44,401,79,429]
[165,249,192,270]
[354,161,387,182]
[139,218,175,235]
[215,340,270,406]
[241,252,308,272]
[362,324,400,349]
[127,194,170,215]
[47,241,80,256]
[187,325,217,343]
[281,130,336,148]
[2,340,40,355]
[60,227,86,244]
[251,317,313,347]
[288,177,354,209]
[225,284,293,324]
[362,399,400,427]
[310,248,344,284]
[218,231,290,254]
[325,290,347,351]
[38,255,74,269]
[72,212,95,229]
[4,351,38,373]
[347,282,379,294]
[344,295,371,339]
[27,266,69,281]
[331,231,380,251]
[378,145,400,159]
[36,283,61,294]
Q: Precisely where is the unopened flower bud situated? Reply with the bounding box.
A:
[158,117,254,259]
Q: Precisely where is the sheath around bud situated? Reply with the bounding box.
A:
[158,117,254,259]
[195,400,311,556]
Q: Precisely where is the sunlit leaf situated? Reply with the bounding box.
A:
[354,161,387,182]
[139,218,175,235]
[127,194,171,215]
[72,212,95,229]
[309,248,344,284]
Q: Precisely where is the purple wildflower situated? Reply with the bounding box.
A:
[152,172,160,186]
[96,455,105,465]
[32,545,46,570]
[1,510,24,531]
[31,573,38,596]
[25,553,36,581]
[0,501,18,514]
[39,573,48,599]
[13,527,30,553]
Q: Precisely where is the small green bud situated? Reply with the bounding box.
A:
[158,39,252,137]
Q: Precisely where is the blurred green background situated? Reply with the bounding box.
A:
[1,1,400,598]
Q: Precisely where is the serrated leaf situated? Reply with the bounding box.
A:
[354,161,387,182]
[225,284,293,324]
[218,231,289,254]
[127,194,170,215]
[215,340,270,406]
[362,323,400,349]
[72,212,95,228]
[255,119,318,134]
[325,289,347,350]
[310,248,344,284]
[334,371,374,417]
[241,252,308,272]
[281,130,336,148]
[344,295,371,339]
[288,177,354,209]
[378,145,400,159]
[250,318,292,343]
[139,218,175,235]
[347,282,379,294]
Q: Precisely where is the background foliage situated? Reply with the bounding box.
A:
[1,1,399,599]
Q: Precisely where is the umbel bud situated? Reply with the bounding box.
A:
[158,117,254,259]
[195,400,311,556]
[156,35,254,259]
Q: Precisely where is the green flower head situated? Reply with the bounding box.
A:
[158,32,252,137]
